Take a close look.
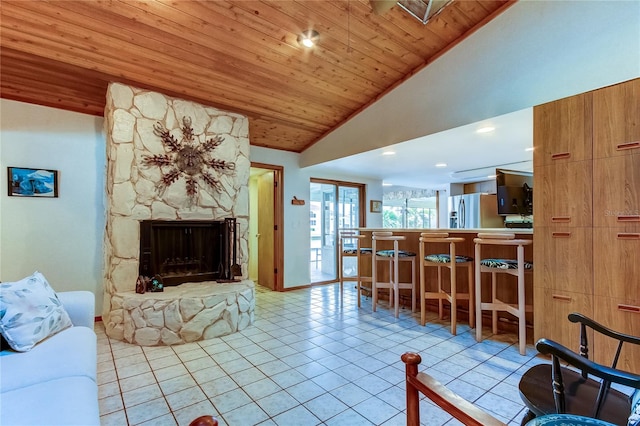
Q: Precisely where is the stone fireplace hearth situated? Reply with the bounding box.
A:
[102,83,254,344]
[113,281,254,346]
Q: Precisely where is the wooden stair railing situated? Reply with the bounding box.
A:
[402,352,506,426]
[189,415,218,426]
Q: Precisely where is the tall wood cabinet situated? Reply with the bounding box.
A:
[533,78,640,373]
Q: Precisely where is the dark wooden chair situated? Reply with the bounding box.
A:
[518,313,640,425]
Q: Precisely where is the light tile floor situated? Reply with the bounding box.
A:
[97,283,546,426]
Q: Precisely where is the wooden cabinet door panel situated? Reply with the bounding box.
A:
[534,227,592,293]
[593,78,640,159]
[533,92,593,166]
[593,227,640,300]
[533,287,593,350]
[593,296,640,374]
[534,161,592,227]
[593,154,640,227]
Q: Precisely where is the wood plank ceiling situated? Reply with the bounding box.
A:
[0,0,512,152]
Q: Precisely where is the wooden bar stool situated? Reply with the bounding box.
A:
[371,231,416,318]
[338,230,372,307]
[418,232,474,335]
[474,233,533,355]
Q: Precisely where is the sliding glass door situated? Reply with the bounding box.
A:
[310,180,364,284]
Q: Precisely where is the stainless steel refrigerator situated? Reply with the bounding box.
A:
[447,193,503,229]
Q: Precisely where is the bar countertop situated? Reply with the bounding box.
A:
[358,228,533,234]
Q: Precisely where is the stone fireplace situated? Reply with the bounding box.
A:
[102,83,254,345]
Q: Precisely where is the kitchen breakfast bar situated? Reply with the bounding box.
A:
[349,228,534,354]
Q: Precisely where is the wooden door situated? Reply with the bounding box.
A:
[593,78,640,159]
[533,286,593,349]
[593,228,640,300]
[257,171,275,290]
[533,92,593,166]
[593,296,640,373]
[534,161,592,227]
[534,227,593,294]
[592,154,640,228]
[533,91,594,348]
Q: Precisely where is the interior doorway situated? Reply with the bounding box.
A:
[249,163,283,291]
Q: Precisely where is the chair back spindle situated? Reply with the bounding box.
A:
[612,340,624,369]
[579,322,588,381]
[579,322,588,359]
[593,339,626,419]
[551,355,566,414]
[593,380,612,419]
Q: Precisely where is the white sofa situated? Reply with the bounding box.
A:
[0,291,99,426]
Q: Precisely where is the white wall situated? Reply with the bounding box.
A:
[0,100,382,299]
[0,99,106,314]
[301,0,640,166]
[250,146,382,288]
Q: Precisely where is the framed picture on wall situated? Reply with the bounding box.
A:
[370,200,382,213]
[7,167,59,198]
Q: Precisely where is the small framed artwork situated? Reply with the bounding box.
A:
[370,200,382,213]
[7,167,59,198]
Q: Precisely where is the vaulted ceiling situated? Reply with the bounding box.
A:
[0,0,511,152]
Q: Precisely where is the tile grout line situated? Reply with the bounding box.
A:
[98,284,533,426]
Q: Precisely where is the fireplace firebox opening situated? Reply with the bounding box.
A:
[139,219,238,286]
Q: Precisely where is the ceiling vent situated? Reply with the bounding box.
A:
[450,161,533,182]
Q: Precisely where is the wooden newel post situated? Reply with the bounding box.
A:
[402,352,422,426]
[189,416,218,426]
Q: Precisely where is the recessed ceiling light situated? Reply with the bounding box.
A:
[525,147,534,152]
[382,182,393,186]
[297,30,319,48]
[435,163,447,168]
[476,126,495,134]
[382,151,396,156]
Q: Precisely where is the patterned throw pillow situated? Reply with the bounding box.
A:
[0,272,72,352]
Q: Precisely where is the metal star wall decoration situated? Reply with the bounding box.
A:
[142,116,235,203]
